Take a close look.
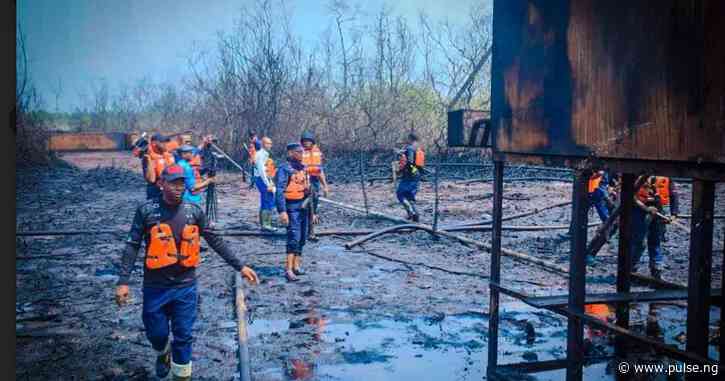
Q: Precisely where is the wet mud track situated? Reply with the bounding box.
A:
[16,151,724,380]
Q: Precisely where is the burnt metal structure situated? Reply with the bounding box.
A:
[446,1,725,380]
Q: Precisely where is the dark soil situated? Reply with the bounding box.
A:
[16,151,724,380]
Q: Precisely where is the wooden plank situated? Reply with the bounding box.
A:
[487,161,505,376]
[567,170,590,381]
[496,357,612,374]
[523,289,722,309]
[235,273,252,381]
[686,180,715,357]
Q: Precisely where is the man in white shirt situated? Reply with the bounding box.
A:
[253,137,277,231]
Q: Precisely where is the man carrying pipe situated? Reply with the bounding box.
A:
[396,132,425,222]
[631,175,671,279]
[253,137,277,231]
[115,164,259,380]
[300,131,330,241]
[275,143,312,282]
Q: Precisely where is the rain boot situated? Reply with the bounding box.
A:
[155,340,171,378]
[401,200,414,220]
[171,361,191,381]
[293,255,305,276]
[261,210,276,232]
[409,201,420,223]
[286,254,299,282]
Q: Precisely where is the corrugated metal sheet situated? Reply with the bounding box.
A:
[491,0,725,165]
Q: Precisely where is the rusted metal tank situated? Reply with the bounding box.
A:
[48,132,129,151]
[489,0,725,177]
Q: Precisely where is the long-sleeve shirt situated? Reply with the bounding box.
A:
[254,148,273,187]
[274,159,307,213]
[117,199,244,288]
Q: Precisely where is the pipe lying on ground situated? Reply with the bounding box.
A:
[329,200,570,275]
[459,176,573,185]
[447,200,573,228]
[15,229,375,237]
[234,273,252,381]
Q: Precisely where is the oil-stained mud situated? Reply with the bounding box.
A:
[16,151,724,380]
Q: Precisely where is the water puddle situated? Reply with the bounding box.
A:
[246,298,722,380]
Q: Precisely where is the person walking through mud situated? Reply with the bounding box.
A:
[396,133,425,222]
[254,137,277,231]
[275,143,312,282]
[114,164,259,380]
[300,131,330,241]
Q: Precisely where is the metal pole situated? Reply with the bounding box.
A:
[486,160,504,377]
[433,160,440,232]
[235,273,252,381]
[360,150,369,215]
[686,179,715,356]
[615,173,634,358]
[567,169,590,381]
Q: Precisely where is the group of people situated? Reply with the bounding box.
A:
[114,129,426,380]
[587,170,679,279]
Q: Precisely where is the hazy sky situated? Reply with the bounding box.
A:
[17,0,477,112]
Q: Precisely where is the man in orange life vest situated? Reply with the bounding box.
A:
[652,176,679,242]
[300,131,330,240]
[587,170,611,223]
[275,143,311,282]
[143,133,176,200]
[396,133,425,222]
[115,164,259,380]
[631,175,676,279]
[253,137,277,231]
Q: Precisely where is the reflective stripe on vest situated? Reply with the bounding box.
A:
[284,170,309,201]
[302,145,323,176]
[655,176,671,206]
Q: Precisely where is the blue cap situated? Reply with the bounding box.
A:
[287,142,303,151]
[152,133,170,143]
[178,144,195,153]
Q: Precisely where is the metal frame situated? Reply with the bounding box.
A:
[485,160,723,380]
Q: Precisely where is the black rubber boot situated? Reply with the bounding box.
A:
[155,341,171,378]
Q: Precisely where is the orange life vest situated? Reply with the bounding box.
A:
[414,147,425,168]
[166,140,180,153]
[398,147,425,171]
[148,149,175,180]
[187,154,204,194]
[654,176,671,206]
[265,158,276,178]
[302,145,323,177]
[636,182,654,204]
[145,223,200,269]
[284,170,310,201]
[588,173,603,193]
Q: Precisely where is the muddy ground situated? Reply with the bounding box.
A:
[16,151,724,380]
